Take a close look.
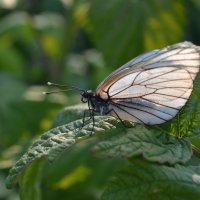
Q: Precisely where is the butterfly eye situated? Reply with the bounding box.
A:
[81,97,88,103]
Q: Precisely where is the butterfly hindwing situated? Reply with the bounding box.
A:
[95,42,200,124]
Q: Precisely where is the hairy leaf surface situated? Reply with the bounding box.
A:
[93,126,192,164]
[6,115,117,189]
[101,160,200,200]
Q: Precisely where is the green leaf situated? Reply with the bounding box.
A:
[101,159,200,200]
[180,73,200,137]
[93,125,192,164]
[167,72,200,138]
[0,76,61,146]
[19,159,43,200]
[41,140,127,199]
[86,0,185,67]
[0,45,25,77]
[51,104,88,128]
[6,115,117,189]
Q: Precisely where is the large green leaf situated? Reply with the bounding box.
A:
[93,126,192,164]
[41,140,127,200]
[6,115,117,189]
[101,159,200,200]
[158,72,200,138]
[51,104,88,128]
[19,159,43,200]
[86,0,185,67]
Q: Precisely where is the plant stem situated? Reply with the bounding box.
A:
[191,144,200,158]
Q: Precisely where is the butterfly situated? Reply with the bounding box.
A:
[81,41,200,125]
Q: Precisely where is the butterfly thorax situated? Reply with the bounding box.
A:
[81,90,111,115]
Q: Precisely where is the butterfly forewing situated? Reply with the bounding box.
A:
[95,42,200,124]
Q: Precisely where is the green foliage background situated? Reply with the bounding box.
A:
[1,0,200,200]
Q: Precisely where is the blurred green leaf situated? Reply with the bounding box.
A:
[34,13,65,60]
[0,174,14,199]
[86,0,185,67]
[0,75,27,145]
[191,0,200,8]
[101,159,200,200]
[0,12,31,37]
[93,126,192,164]
[19,159,43,200]
[0,76,61,146]
[0,45,25,77]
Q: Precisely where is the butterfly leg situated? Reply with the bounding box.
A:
[81,100,94,128]
[110,109,134,128]
[82,109,95,136]
[81,110,87,129]
[89,111,95,136]
[81,108,95,136]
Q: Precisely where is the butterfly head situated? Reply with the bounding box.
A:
[81,90,110,115]
[81,90,95,103]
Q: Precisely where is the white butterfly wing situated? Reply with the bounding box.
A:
[96,42,200,124]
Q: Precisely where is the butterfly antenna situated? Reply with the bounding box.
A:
[43,89,74,95]
[47,82,69,87]
[44,82,85,94]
